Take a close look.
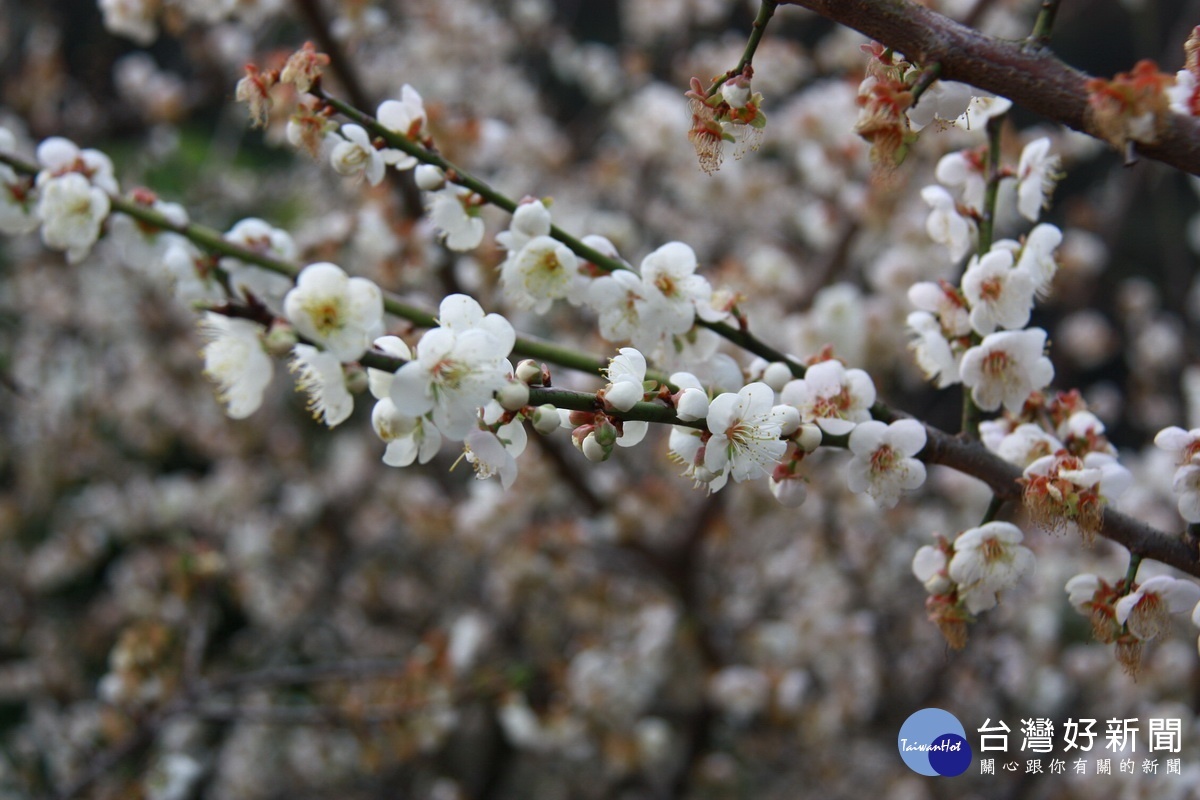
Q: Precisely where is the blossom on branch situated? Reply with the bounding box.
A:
[289,344,353,428]
[959,328,1054,413]
[845,419,927,508]
[199,312,274,420]
[283,262,384,363]
[947,522,1035,614]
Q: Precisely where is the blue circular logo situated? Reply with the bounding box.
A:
[898,708,972,776]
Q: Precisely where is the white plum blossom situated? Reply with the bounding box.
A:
[1015,137,1061,222]
[992,423,1063,467]
[603,347,647,412]
[957,94,1013,129]
[845,419,927,508]
[947,522,1036,614]
[464,416,528,490]
[1170,465,1200,522]
[921,184,972,262]
[780,360,876,435]
[289,344,354,428]
[284,262,384,362]
[36,173,110,263]
[1114,576,1200,641]
[221,218,298,313]
[36,137,118,193]
[935,150,986,211]
[164,240,223,306]
[367,336,444,467]
[1025,450,1132,503]
[588,269,645,343]
[1154,426,1200,465]
[108,197,189,273]
[199,312,273,419]
[960,248,1037,335]
[703,382,788,491]
[907,311,961,388]
[1013,223,1063,294]
[376,85,427,170]
[637,241,714,335]
[912,545,951,595]
[1156,425,1200,521]
[906,81,973,131]
[330,124,386,185]
[427,185,485,251]
[496,199,552,255]
[436,293,517,350]
[959,328,1054,413]
[1065,573,1102,613]
[371,399,442,467]
[389,295,514,440]
[908,280,971,338]
[500,235,584,312]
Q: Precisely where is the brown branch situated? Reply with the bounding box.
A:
[779,0,1200,176]
[920,426,1200,575]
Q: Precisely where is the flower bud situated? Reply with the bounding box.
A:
[593,418,618,449]
[515,358,543,385]
[582,431,610,462]
[675,388,710,421]
[762,361,793,392]
[415,164,445,191]
[264,320,298,356]
[720,76,752,109]
[531,404,561,435]
[496,381,530,411]
[796,423,822,453]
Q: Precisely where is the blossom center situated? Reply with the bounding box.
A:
[869,444,898,475]
[978,276,1003,302]
[981,349,1010,377]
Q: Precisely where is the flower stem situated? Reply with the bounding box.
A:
[705,0,779,98]
[976,114,1005,255]
[1121,553,1143,589]
[979,493,1004,524]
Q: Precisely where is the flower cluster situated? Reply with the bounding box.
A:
[913,522,1036,648]
[1066,571,1200,675]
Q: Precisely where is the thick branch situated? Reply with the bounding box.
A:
[921,427,1200,575]
[780,0,1200,175]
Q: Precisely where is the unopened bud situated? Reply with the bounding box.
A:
[264,320,298,356]
[761,361,793,392]
[415,164,445,191]
[515,359,543,385]
[720,75,752,109]
[582,431,611,462]
[496,381,530,411]
[675,388,709,421]
[593,418,618,449]
[532,404,561,435]
[796,423,822,453]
